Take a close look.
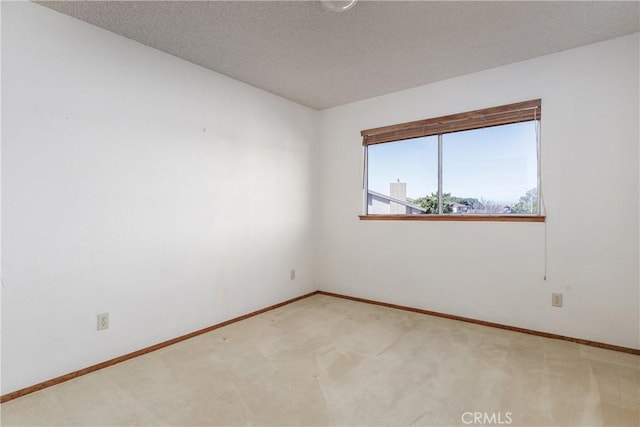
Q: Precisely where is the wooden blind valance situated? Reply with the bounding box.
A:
[361,99,541,146]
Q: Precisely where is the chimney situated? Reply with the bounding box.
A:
[389,180,406,214]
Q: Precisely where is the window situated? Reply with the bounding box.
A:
[361,100,543,222]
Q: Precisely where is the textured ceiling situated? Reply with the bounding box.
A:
[37,1,640,110]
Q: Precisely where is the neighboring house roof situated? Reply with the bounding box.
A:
[368,190,427,213]
[451,202,468,209]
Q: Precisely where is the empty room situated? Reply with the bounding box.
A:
[1,1,639,426]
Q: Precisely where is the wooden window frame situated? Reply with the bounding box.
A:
[360,99,544,222]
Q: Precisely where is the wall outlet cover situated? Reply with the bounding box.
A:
[97,312,109,330]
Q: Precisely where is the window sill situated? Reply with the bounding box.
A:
[358,215,545,222]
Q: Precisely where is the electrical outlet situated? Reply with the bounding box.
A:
[551,293,563,308]
[290,269,296,280]
[97,313,109,330]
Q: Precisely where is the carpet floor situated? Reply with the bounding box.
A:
[2,294,639,426]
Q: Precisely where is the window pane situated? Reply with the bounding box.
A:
[442,122,538,214]
[367,136,438,214]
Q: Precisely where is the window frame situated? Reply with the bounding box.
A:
[360,99,544,222]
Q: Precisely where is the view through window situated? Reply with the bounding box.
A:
[363,100,541,217]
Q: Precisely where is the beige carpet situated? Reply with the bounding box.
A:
[2,294,639,426]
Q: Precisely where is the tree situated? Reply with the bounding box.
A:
[512,188,538,214]
[477,198,505,214]
[413,192,453,214]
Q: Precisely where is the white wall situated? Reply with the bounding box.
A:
[2,1,638,399]
[2,2,317,394]
[317,33,640,349]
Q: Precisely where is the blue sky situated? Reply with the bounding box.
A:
[367,122,537,205]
